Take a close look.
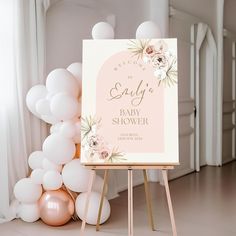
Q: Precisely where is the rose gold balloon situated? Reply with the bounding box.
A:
[39,189,74,226]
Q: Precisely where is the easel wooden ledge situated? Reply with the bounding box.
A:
[80,165,178,236]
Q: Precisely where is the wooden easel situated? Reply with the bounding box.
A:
[80,165,177,236]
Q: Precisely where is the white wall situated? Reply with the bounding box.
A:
[170,0,217,37]
[224,0,236,31]
[46,0,150,74]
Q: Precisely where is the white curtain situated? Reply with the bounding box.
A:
[0,0,48,222]
[195,23,217,171]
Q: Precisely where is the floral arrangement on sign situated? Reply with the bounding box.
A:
[81,116,125,163]
[128,39,178,86]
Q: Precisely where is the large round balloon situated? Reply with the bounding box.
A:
[43,170,63,191]
[18,203,40,223]
[14,178,42,203]
[30,168,46,185]
[28,151,45,170]
[75,192,111,225]
[26,85,47,117]
[92,22,114,39]
[62,159,92,192]
[42,133,76,165]
[50,93,81,121]
[46,68,79,97]
[39,189,74,226]
[136,21,161,39]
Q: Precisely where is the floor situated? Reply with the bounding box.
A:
[0,162,236,236]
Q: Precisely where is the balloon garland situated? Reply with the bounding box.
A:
[13,20,160,226]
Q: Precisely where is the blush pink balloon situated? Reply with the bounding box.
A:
[39,189,74,226]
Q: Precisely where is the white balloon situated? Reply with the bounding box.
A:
[92,22,114,39]
[62,159,92,192]
[43,133,76,165]
[67,63,82,96]
[46,68,79,97]
[19,203,40,223]
[50,122,63,134]
[42,158,62,172]
[41,114,60,125]
[43,170,63,190]
[28,151,45,170]
[75,192,110,225]
[26,85,47,117]
[73,121,81,143]
[60,121,76,139]
[14,178,42,203]
[50,93,81,121]
[30,168,46,185]
[136,21,161,39]
[35,98,51,116]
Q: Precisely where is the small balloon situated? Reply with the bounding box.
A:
[39,189,74,226]
[136,21,161,39]
[26,85,47,118]
[30,168,46,185]
[67,63,82,96]
[14,178,42,203]
[28,151,45,170]
[50,122,63,134]
[60,121,76,139]
[92,22,114,39]
[18,203,40,223]
[43,170,63,191]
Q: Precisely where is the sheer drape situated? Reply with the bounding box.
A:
[0,0,48,222]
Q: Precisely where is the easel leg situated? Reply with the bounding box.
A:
[96,169,109,231]
[80,170,96,236]
[162,170,177,236]
[143,169,155,231]
[128,169,133,236]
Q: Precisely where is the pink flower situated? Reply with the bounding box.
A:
[99,146,112,160]
[143,45,156,58]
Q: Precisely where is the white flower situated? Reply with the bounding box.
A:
[154,69,167,80]
[154,40,168,53]
[152,53,168,69]
[87,134,103,151]
[143,56,150,64]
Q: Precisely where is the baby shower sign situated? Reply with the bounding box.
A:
[81,39,179,165]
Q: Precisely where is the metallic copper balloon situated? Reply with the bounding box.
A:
[39,189,74,226]
[74,143,81,159]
